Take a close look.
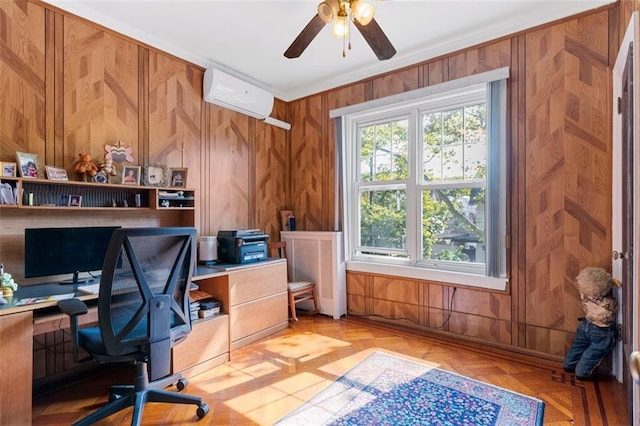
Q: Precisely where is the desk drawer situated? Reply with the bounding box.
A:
[230,291,287,342]
[228,261,287,306]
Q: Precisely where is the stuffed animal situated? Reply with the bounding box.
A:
[98,157,118,183]
[563,267,621,379]
[73,153,99,181]
[0,263,17,298]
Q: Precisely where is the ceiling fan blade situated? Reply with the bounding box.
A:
[284,14,327,59]
[353,17,396,60]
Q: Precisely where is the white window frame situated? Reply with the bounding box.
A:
[332,68,509,291]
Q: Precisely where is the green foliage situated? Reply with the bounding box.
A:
[358,103,487,264]
[360,189,406,249]
[435,246,470,261]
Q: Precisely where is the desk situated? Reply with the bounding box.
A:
[0,258,287,425]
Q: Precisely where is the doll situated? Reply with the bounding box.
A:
[563,267,620,379]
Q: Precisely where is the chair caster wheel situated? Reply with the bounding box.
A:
[196,403,209,418]
[177,378,188,391]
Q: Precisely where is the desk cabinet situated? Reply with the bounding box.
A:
[195,260,288,353]
[172,314,229,377]
[227,261,288,350]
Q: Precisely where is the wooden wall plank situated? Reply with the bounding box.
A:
[148,51,201,168]
[0,0,45,161]
[524,12,611,356]
[371,66,420,98]
[254,99,288,239]
[147,51,202,228]
[63,17,139,176]
[289,94,324,230]
[206,105,251,232]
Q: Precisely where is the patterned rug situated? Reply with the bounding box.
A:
[276,351,544,426]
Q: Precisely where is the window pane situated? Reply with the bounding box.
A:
[423,103,486,182]
[360,188,406,250]
[422,187,485,264]
[359,119,409,182]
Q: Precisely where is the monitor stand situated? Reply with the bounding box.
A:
[60,271,92,285]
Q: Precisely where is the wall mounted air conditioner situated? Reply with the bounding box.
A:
[203,68,274,120]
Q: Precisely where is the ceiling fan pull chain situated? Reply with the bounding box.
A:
[348,13,353,52]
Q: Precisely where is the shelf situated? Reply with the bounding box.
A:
[157,188,195,209]
[0,176,195,211]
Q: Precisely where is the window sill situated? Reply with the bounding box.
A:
[346,261,508,291]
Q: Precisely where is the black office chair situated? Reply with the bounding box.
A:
[58,227,209,426]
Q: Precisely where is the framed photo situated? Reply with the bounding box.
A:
[45,165,69,181]
[68,195,82,207]
[169,168,188,188]
[122,165,141,185]
[16,152,44,178]
[143,164,166,187]
[0,162,17,177]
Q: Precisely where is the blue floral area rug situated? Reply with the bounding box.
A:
[276,351,544,426]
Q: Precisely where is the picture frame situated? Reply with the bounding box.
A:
[0,162,17,177]
[45,165,69,181]
[16,152,44,178]
[143,164,166,187]
[169,167,188,188]
[68,195,82,207]
[122,165,141,185]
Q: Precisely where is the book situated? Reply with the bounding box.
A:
[280,210,294,231]
[189,289,215,303]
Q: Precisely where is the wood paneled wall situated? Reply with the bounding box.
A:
[0,1,287,282]
[0,0,635,359]
[288,6,629,358]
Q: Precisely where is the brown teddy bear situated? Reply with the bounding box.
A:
[563,267,621,379]
[73,153,99,181]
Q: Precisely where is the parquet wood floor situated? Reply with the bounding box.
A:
[32,316,629,425]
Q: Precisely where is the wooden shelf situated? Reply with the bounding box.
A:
[0,176,195,211]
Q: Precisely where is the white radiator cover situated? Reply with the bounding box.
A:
[280,231,346,319]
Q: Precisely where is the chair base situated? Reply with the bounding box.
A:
[73,362,208,426]
[290,308,319,322]
[288,287,319,321]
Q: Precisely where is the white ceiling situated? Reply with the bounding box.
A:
[44,0,613,102]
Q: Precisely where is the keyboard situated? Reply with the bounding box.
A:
[77,283,100,295]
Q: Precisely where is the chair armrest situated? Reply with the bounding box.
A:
[58,298,89,317]
[57,298,89,363]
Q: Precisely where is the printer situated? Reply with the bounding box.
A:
[217,229,269,264]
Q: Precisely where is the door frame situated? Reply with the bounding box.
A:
[612,11,639,425]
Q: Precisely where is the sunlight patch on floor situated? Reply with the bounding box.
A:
[257,332,352,362]
[224,371,332,425]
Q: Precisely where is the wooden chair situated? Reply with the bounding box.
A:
[268,241,319,321]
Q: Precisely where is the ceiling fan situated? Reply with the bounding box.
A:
[284,0,396,60]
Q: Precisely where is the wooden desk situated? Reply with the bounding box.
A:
[0,258,287,425]
[0,283,99,425]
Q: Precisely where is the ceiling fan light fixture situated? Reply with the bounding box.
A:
[318,0,340,23]
[332,14,350,38]
[351,0,375,26]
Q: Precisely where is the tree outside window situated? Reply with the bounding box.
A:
[347,82,505,279]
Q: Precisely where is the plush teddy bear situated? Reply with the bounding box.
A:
[563,267,621,379]
[73,153,99,181]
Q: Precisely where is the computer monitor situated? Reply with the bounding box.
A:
[24,226,120,284]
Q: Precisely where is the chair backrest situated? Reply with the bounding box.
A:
[98,227,196,380]
[268,241,287,260]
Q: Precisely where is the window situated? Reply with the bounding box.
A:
[334,70,508,290]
